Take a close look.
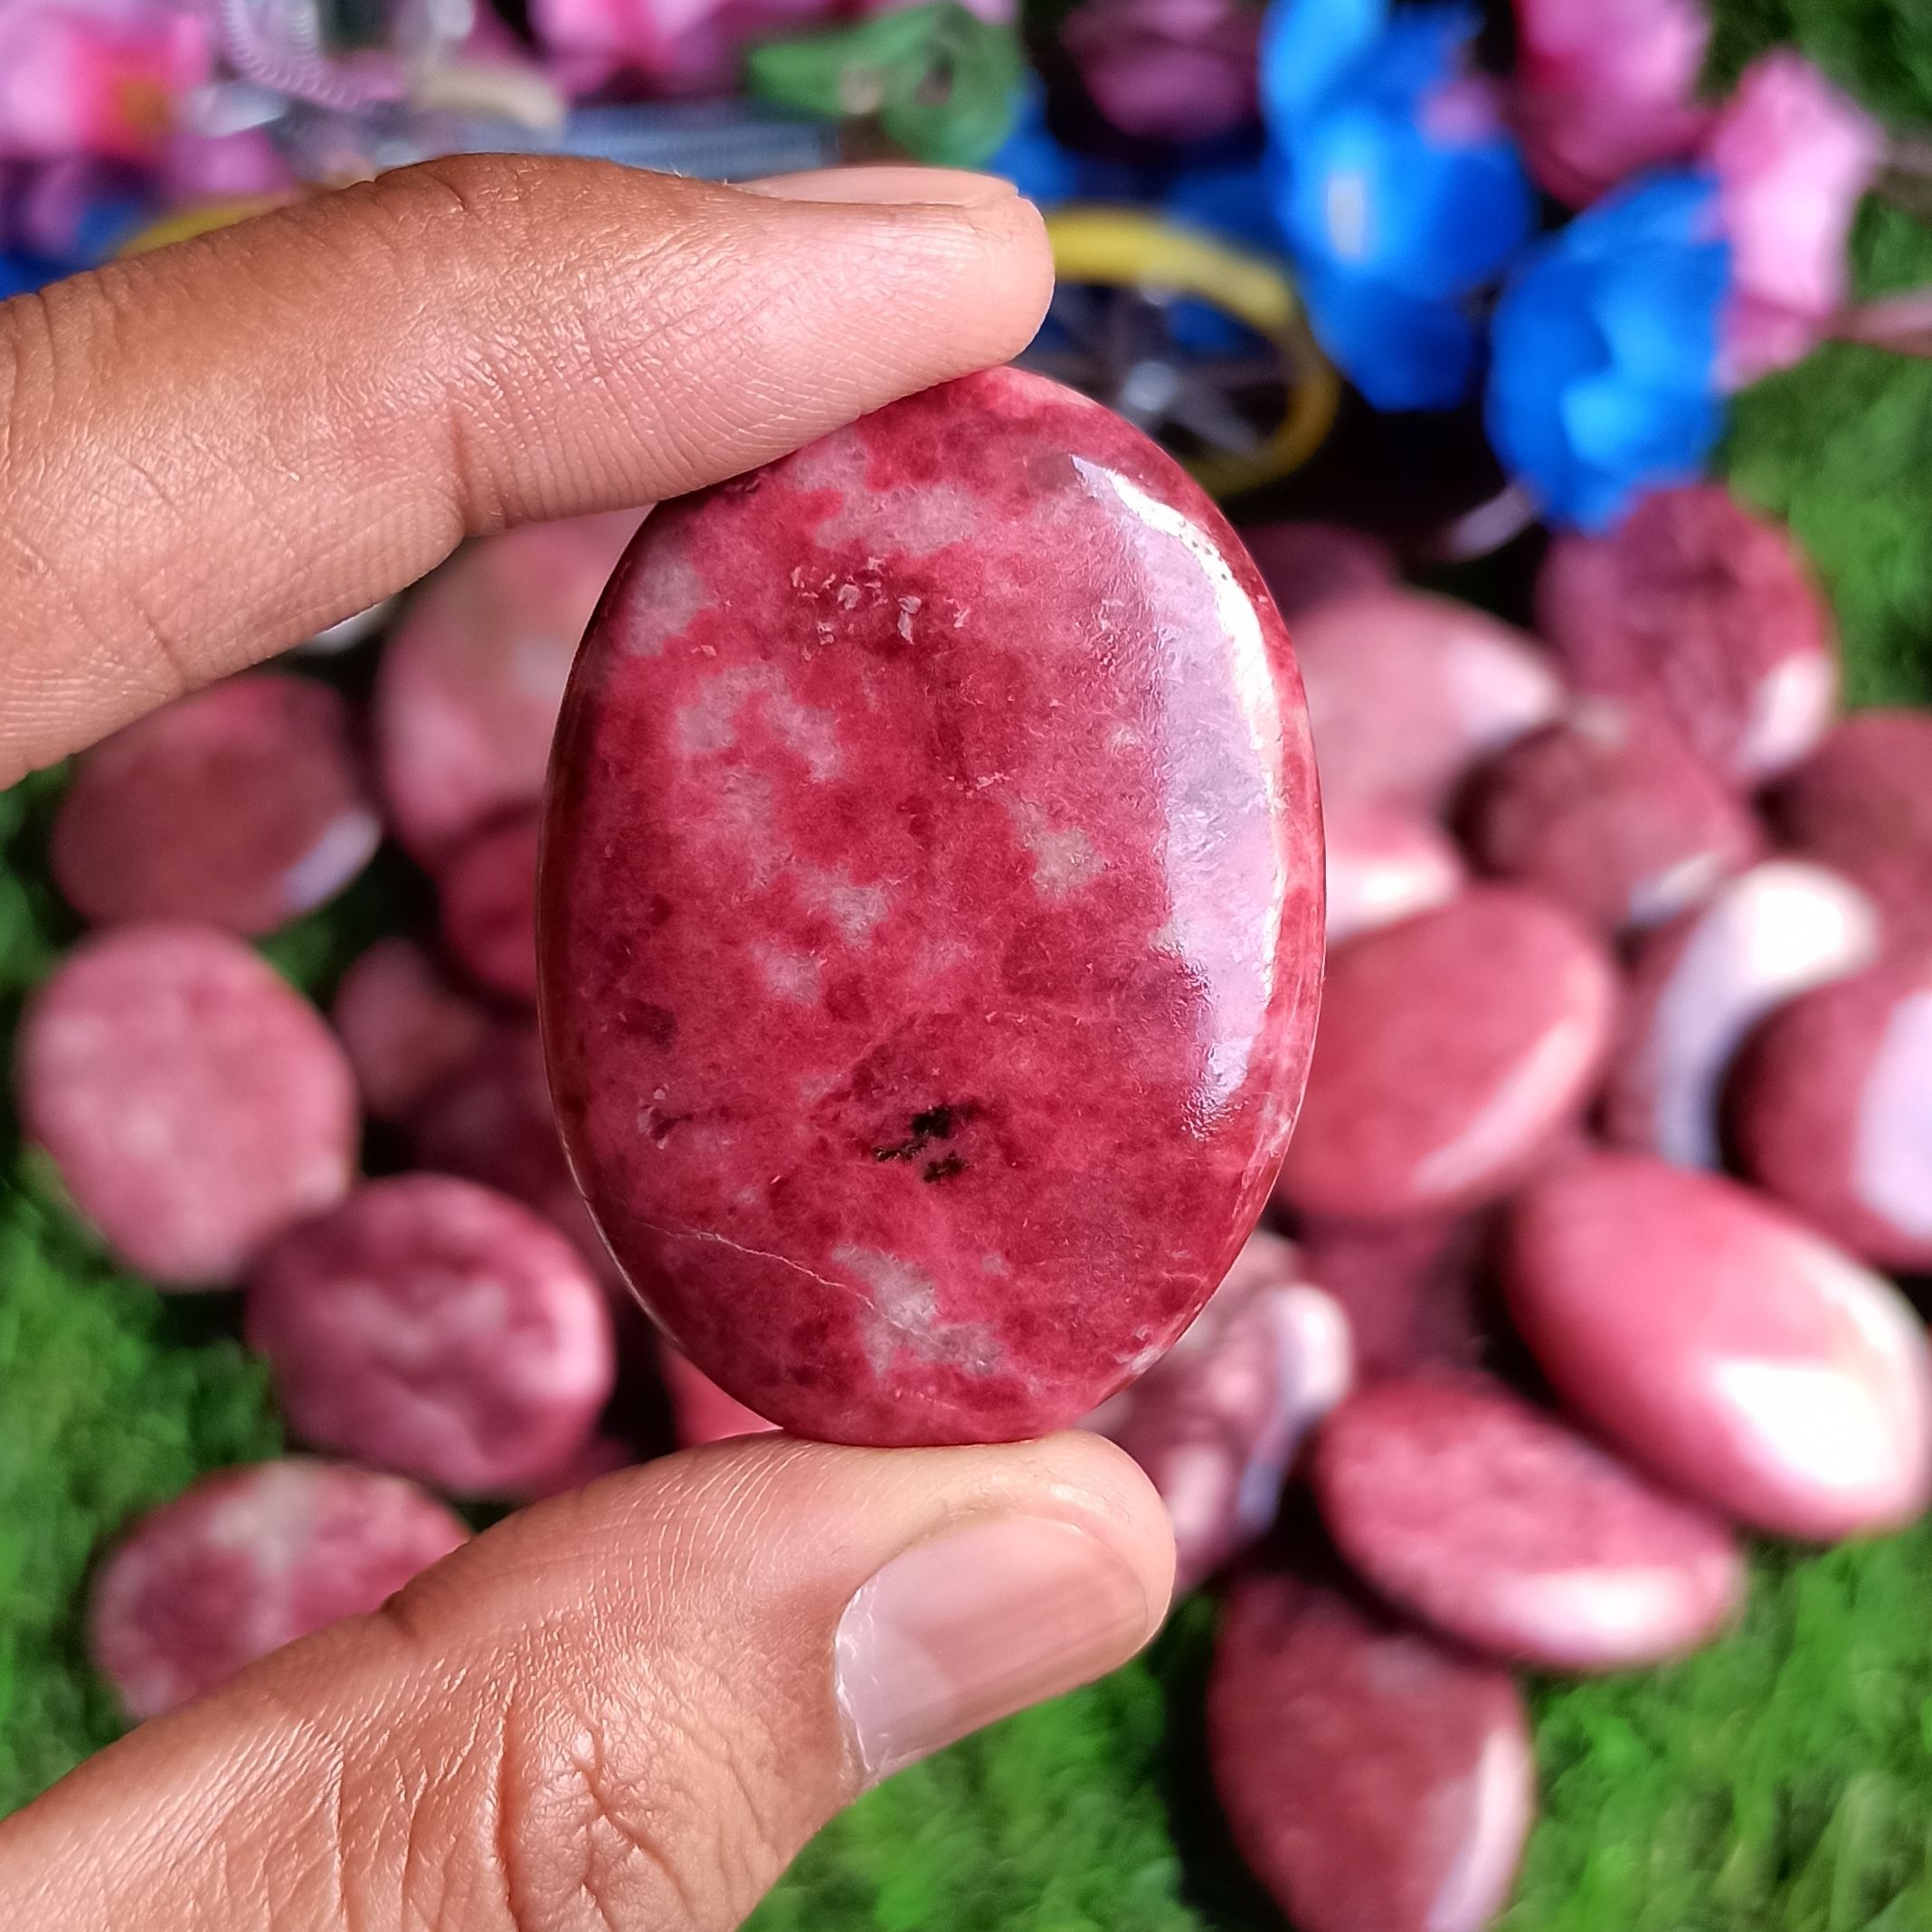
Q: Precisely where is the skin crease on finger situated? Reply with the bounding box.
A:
[0,156,1053,784]
[0,1435,1171,1932]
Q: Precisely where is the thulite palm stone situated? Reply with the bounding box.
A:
[540,369,1324,1445]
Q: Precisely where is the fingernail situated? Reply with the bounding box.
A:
[746,166,1019,207]
[834,1515,1156,1785]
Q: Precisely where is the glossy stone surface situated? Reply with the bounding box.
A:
[375,509,645,866]
[1086,1228,1352,1591]
[330,938,493,1123]
[1209,1569,1533,1932]
[1325,803,1465,947]
[1238,520,1397,620]
[1274,887,1615,1222]
[89,1458,467,1720]
[51,674,381,935]
[247,1175,615,1496]
[1297,1211,1491,1381]
[1771,710,1932,948]
[1293,590,1562,816]
[19,923,358,1286]
[541,368,1323,1446]
[1507,1151,1932,1539]
[1603,860,1880,1169]
[1732,953,1932,1269]
[1536,483,1837,785]
[438,807,540,1002]
[1315,1374,1743,1670]
[1463,705,1758,934]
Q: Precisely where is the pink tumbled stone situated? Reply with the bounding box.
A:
[541,369,1324,1446]
[247,1174,616,1497]
[1507,1151,1932,1540]
[1536,484,1837,786]
[1237,522,1397,620]
[1463,705,1759,933]
[1274,886,1615,1222]
[1325,804,1465,946]
[1209,1569,1534,1932]
[1603,859,1880,1169]
[1297,1212,1490,1381]
[1732,952,1932,1270]
[375,510,645,867]
[1315,1374,1743,1670]
[1293,590,1563,817]
[330,937,494,1123]
[1086,1228,1352,1591]
[660,1343,780,1446]
[1771,710,1932,948]
[439,808,540,1003]
[51,674,382,935]
[89,1458,468,1721]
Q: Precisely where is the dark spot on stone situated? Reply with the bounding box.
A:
[641,1106,687,1144]
[621,1001,677,1047]
[872,1101,978,1163]
[910,1104,958,1141]
[647,895,676,928]
[923,1152,967,1183]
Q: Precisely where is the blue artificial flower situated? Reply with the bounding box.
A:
[1259,0,1533,411]
[1486,169,1730,532]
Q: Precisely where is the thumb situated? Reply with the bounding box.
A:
[0,1433,1172,1932]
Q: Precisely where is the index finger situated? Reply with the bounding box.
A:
[0,158,1051,782]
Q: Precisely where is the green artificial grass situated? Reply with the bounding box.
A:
[6,0,1932,1920]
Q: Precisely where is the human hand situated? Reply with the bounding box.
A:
[0,156,1175,1929]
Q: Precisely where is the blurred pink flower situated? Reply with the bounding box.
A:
[164,128,295,204]
[534,0,838,96]
[1707,51,1884,384]
[0,1,212,164]
[1064,0,1259,144]
[1511,0,1712,206]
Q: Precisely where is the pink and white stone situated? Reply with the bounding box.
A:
[1535,484,1837,787]
[1507,1151,1932,1540]
[89,1459,467,1721]
[1314,1374,1744,1670]
[1325,804,1466,946]
[375,510,644,867]
[1296,1211,1491,1382]
[1771,710,1932,950]
[1603,860,1881,1169]
[1462,705,1759,934]
[1085,1228,1352,1591]
[330,938,495,1123]
[1274,887,1615,1222]
[438,808,541,1004]
[51,675,382,936]
[540,368,1324,1446]
[247,1174,616,1498]
[1236,521,1397,620]
[1209,1568,1534,1932]
[1293,591,1563,817]
[1731,952,1932,1271]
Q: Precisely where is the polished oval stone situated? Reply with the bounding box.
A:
[1296,1212,1491,1382]
[1293,590,1563,816]
[1315,1374,1744,1670]
[1536,483,1837,785]
[330,938,493,1125]
[1507,1151,1932,1539]
[1603,860,1880,1169]
[541,368,1324,1446]
[1771,710,1932,949]
[1325,803,1465,947]
[1463,705,1759,934]
[1087,1228,1353,1591]
[1209,1568,1534,1932]
[1274,886,1615,1222]
[1733,953,1932,1270]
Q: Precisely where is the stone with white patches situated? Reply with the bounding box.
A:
[1323,803,1465,946]
[541,369,1323,1445]
[89,1458,468,1720]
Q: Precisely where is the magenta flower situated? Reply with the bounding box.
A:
[1511,0,1711,206]
[1064,0,1259,144]
[1707,51,1884,385]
